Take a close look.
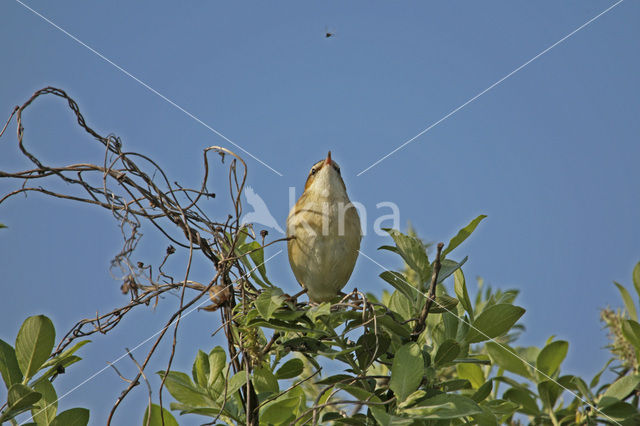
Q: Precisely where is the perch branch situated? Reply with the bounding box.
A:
[411,242,444,340]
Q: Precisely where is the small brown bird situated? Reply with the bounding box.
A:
[287,152,361,302]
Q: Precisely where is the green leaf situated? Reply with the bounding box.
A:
[599,401,640,420]
[454,314,469,342]
[356,333,390,370]
[465,304,525,343]
[633,262,640,302]
[50,408,90,426]
[238,241,273,286]
[168,404,238,421]
[403,394,482,419]
[272,308,306,322]
[599,374,640,408]
[339,384,379,402]
[454,269,474,321]
[377,314,411,339]
[254,288,285,320]
[0,339,23,389]
[378,245,399,254]
[472,406,498,426]
[503,387,539,415]
[429,295,459,314]
[0,223,6,229]
[8,383,42,410]
[315,374,354,386]
[614,282,638,321]
[440,379,471,392]
[226,371,248,397]
[156,371,211,406]
[253,365,279,395]
[434,340,461,366]
[621,319,640,350]
[591,358,614,389]
[380,271,418,302]
[275,358,304,380]
[40,340,90,371]
[282,337,331,355]
[233,238,267,288]
[538,380,562,409]
[142,403,178,426]
[320,412,343,422]
[32,379,57,426]
[382,229,431,282]
[249,318,320,334]
[0,384,41,424]
[207,346,226,386]
[485,342,530,378]
[536,340,568,379]
[306,302,331,322]
[456,363,485,389]
[389,291,413,320]
[571,376,594,402]
[390,342,424,402]
[370,407,414,425]
[192,350,209,388]
[453,358,491,365]
[260,397,299,424]
[437,257,468,284]
[442,215,487,257]
[472,380,493,402]
[482,399,519,417]
[31,356,81,387]
[15,315,56,380]
[518,346,540,365]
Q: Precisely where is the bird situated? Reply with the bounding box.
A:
[286,151,361,302]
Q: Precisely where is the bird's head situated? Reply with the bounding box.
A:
[303,151,346,197]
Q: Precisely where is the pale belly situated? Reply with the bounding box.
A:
[287,200,361,302]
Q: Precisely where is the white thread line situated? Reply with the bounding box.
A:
[22,249,283,425]
[357,0,625,176]
[357,249,621,425]
[13,0,283,177]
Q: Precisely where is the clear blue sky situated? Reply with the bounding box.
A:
[1,1,639,424]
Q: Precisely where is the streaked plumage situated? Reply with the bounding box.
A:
[287,152,361,302]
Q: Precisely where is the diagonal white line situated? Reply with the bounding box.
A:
[22,249,283,425]
[357,0,625,176]
[357,249,622,425]
[13,0,283,177]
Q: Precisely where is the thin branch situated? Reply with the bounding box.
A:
[411,242,444,340]
[0,87,286,426]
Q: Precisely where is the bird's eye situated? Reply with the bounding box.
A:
[310,168,317,175]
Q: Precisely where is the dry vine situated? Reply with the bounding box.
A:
[0,87,286,425]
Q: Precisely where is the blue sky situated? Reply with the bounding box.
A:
[1,1,639,424]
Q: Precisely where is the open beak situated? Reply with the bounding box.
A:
[324,151,332,166]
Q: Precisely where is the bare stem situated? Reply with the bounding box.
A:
[411,242,444,340]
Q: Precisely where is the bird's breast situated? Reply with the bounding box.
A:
[286,193,361,301]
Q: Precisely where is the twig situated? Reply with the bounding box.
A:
[126,349,153,426]
[0,87,284,426]
[411,242,444,340]
[261,332,280,356]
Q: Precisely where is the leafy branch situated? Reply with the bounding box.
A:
[1,87,639,425]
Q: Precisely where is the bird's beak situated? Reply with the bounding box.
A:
[325,151,332,166]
